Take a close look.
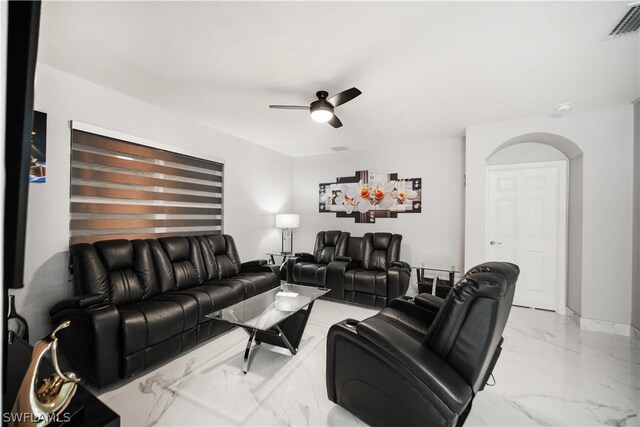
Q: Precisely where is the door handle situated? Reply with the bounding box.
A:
[490,241,502,245]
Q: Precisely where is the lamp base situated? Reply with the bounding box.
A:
[281,229,294,254]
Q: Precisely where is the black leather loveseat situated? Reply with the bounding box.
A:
[50,234,279,388]
[326,262,519,427]
[287,231,411,308]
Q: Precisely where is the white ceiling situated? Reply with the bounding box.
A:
[38,1,639,157]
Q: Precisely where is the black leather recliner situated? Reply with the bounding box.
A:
[383,262,520,341]
[287,231,411,308]
[286,230,349,287]
[50,234,279,388]
[326,262,519,426]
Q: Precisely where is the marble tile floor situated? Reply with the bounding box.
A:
[98,300,639,427]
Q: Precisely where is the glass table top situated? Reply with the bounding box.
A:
[206,283,329,332]
[411,265,460,273]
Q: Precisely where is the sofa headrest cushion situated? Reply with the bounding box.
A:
[465,262,520,287]
[457,272,507,300]
[205,234,227,255]
[372,233,392,250]
[94,240,133,271]
[159,236,190,261]
[324,230,342,246]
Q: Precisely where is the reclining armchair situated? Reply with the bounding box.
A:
[286,230,348,287]
[326,262,519,426]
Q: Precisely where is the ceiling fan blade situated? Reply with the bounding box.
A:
[269,105,309,110]
[328,115,343,128]
[327,87,362,107]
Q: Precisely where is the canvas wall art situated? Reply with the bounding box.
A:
[29,110,47,183]
[319,170,422,223]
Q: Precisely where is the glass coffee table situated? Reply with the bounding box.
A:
[206,283,329,373]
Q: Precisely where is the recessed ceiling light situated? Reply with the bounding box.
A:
[556,103,572,112]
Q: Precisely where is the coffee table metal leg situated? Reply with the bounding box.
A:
[243,329,259,374]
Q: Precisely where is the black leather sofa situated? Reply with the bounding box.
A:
[287,231,411,308]
[50,234,279,388]
[326,262,519,427]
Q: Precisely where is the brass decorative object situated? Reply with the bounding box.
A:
[10,321,80,427]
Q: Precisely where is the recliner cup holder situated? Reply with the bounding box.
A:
[345,319,359,329]
[401,295,414,301]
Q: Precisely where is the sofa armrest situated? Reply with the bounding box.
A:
[414,293,445,313]
[51,304,121,388]
[391,260,411,271]
[388,296,439,325]
[286,253,315,283]
[241,259,268,272]
[326,259,361,300]
[388,264,411,301]
[294,252,314,259]
[335,256,352,262]
[49,294,107,317]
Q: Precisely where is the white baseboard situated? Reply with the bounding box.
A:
[580,317,632,337]
[564,306,637,339]
[565,306,580,327]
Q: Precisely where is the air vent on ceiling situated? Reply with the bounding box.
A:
[331,145,350,152]
[610,3,640,36]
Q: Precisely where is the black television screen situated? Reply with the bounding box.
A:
[3,0,41,396]
[4,0,41,290]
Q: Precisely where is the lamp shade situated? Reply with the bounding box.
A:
[275,214,300,229]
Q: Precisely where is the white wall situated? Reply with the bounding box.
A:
[632,100,639,331]
[466,105,635,326]
[293,138,465,293]
[15,64,294,341]
[567,154,583,315]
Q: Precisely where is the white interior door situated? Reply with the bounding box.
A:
[485,161,567,312]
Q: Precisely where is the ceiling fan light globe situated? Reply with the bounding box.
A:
[310,99,334,123]
[311,109,333,123]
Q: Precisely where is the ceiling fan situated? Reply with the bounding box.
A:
[269,87,362,128]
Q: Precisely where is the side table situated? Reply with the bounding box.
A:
[412,266,460,298]
[265,252,293,281]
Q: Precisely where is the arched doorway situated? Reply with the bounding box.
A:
[486,133,583,315]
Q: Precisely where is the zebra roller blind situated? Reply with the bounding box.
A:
[70,130,223,245]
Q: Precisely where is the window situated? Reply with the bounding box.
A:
[70,129,223,245]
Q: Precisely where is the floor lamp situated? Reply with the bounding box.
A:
[276,214,300,254]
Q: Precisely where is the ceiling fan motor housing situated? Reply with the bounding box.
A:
[310,99,334,115]
[311,90,334,116]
